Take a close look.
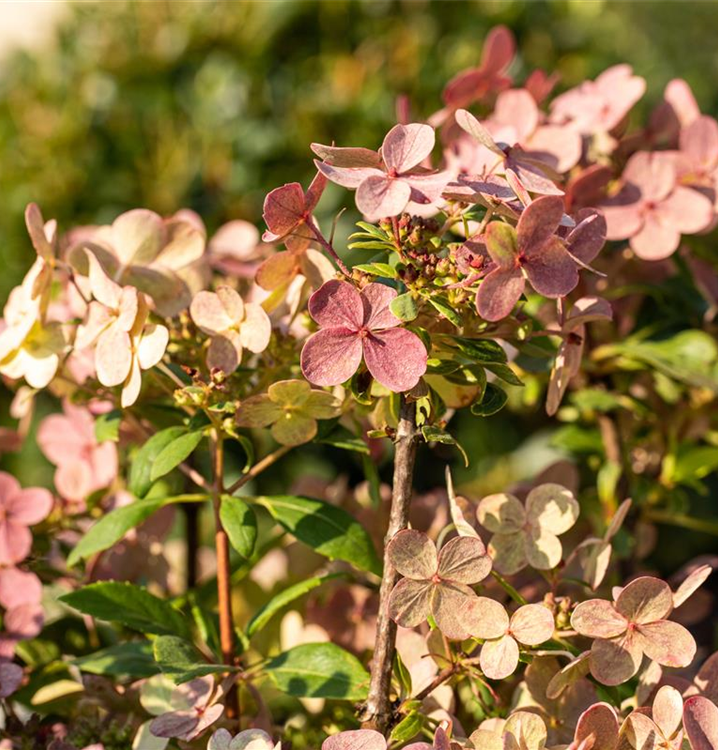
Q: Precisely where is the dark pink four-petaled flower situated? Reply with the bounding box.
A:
[300,280,427,392]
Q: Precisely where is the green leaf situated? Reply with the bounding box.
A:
[348,240,395,251]
[94,409,122,443]
[246,573,344,639]
[421,425,469,467]
[264,643,369,700]
[447,336,508,364]
[67,493,207,567]
[257,495,382,575]
[353,221,392,240]
[60,582,191,639]
[73,642,159,679]
[153,635,238,683]
[390,293,418,321]
[390,712,424,743]
[484,363,524,386]
[428,295,462,327]
[219,495,257,560]
[315,422,370,454]
[571,389,622,412]
[129,426,187,497]
[470,382,508,416]
[353,262,397,278]
[151,430,205,483]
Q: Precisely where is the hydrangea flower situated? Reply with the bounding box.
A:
[476,197,580,322]
[546,296,612,417]
[300,280,427,392]
[549,65,646,137]
[144,674,223,742]
[386,529,493,640]
[37,400,118,504]
[207,728,278,750]
[571,576,697,686]
[0,472,53,565]
[479,604,555,680]
[677,115,718,206]
[0,258,65,389]
[322,728,432,750]
[683,696,718,750]
[236,379,342,446]
[313,124,448,221]
[72,208,206,316]
[476,483,579,575]
[190,286,271,374]
[208,220,267,278]
[0,566,45,661]
[620,685,683,750]
[601,151,714,260]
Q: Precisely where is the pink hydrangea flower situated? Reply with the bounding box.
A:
[0,472,53,565]
[571,576,696,686]
[208,220,268,278]
[300,280,427,392]
[677,115,718,208]
[37,400,118,503]
[312,124,449,221]
[550,65,646,137]
[601,151,714,260]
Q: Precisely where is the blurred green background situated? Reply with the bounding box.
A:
[2,0,718,301]
[3,0,718,576]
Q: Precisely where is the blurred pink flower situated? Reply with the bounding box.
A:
[208,220,269,278]
[313,124,448,221]
[601,151,714,260]
[37,400,117,503]
[0,472,53,565]
[550,65,646,137]
[301,280,427,392]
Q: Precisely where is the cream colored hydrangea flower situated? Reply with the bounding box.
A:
[190,286,271,374]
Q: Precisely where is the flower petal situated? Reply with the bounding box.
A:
[517,195,564,255]
[477,493,526,533]
[239,303,271,354]
[683,696,718,750]
[256,251,299,291]
[112,209,164,266]
[190,291,235,335]
[437,535,491,584]
[524,527,563,570]
[236,395,284,428]
[9,487,54,526]
[624,151,676,203]
[301,328,363,387]
[510,604,554,646]
[302,391,342,420]
[96,326,133,387]
[137,324,169,371]
[480,634,520,680]
[314,161,385,189]
[630,214,680,261]
[656,186,714,234]
[388,578,433,628]
[589,631,643,686]
[308,280,364,330]
[381,123,435,173]
[571,600,629,639]
[615,577,674,624]
[488,531,527,576]
[464,596,510,640]
[322,730,387,750]
[207,332,243,373]
[476,267,525,322]
[525,483,579,535]
[524,236,579,298]
[271,414,317,446]
[388,529,438,579]
[432,581,481,640]
[566,209,607,264]
[263,183,306,236]
[361,283,400,330]
[363,328,427,392]
[653,685,683,740]
[356,175,412,221]
[574,703,620,750]
[636,620,696,668]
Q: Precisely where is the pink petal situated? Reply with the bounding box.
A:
[263,183,305,236]
[636,620,696,668]
[589,631,643,686]
[574,703,619,750]
[546,338,583,417]
[0,523,31,565]
[476,267,525,322]
[190,290,239,335]
[4,602,43,639]
[356,175,411,220]
[120,356,143,408]
[629,212,680,261]
[437,536,491,584]
[656,186,714,234]
[96,326,133,387]
[506,155,563,195]
[480,634,520,680]
[322,730,387,750]
[432,581,482,640]
[363,328,427,392]
[525,236,579,297]
[455,109,504,156]
[361,283,400,330]
[25,203,54,260]
[0,568,42,609]
[652,685,683,739]
[624,151,676,203]
[493,89,539,144]
[87,252,122,309]
[527,125,582,173]
[207,332,243,374]
[304,171,328,213]
[403,171,451,205]
[571,600,628,639]
[111,209,164,266]
[381,123,435,173]
[256,251,300,291]
[485,222,518,268]
[239,303,271,354]
[388,529,438,579]
[138,324,169,371]
[308,280,363,329]
[301,328,363,387]
[566,209,607,264]
[517,195,564,255]
[464,596,510,640]
[683,696,718,750]
[665,79,701,128]
[566,296,612,330]
[37,411,90,465]
[208,220,259,261]
[615,576,674,624]
[681,116,718,169]
[477,493,526,534]
[314,161,385,189]
[481,25,515,74]
[8,487,53,526]
[150,711,199,739]
[673,564,713,608]
[602,201,644,241]
[55,461,92,502]
[510,604,555,646]
[388,578,433,628]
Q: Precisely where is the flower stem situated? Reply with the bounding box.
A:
[309,222,351,277]
[211,430,240,719]
[360,396,420,734]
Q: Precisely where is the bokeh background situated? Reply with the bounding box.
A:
[2,0,718,575]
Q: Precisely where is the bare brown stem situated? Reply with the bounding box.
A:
[360,396,420,733]
[225,445,292,495]
[211,431,240,719]
[309,222,351,277]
